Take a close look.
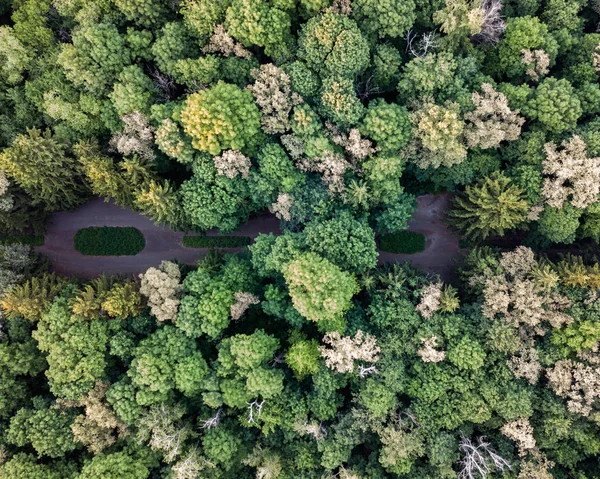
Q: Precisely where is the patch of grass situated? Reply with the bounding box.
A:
[74,227,145,256]
[0,235,45,246]
[378,231,426,254]
[182,235,252,248]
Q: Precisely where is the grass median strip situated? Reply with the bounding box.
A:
[378,231,426,254]
[74,227,145,255]
[182,235,252,248]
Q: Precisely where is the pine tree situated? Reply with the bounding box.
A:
[0,129,88,211]
[448,172,529,240]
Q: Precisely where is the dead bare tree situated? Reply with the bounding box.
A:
[405,29,439,58]
[247,399,265,424]
[472,0,506,44]
[458,436,512,479]
[198,409,223,430]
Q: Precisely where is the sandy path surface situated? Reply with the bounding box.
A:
[36,194,462,281]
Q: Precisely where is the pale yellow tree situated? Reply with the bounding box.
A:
[139,261,182,323]
[542,135,600,209]
[464,83,524,149]
[320,330,380,374]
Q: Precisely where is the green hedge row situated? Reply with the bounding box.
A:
[378,231,426,254]
[74,227,145,256]
[182,235,252,248]
[0,235,45,246]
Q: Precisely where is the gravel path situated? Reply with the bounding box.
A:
[36,194,462,280]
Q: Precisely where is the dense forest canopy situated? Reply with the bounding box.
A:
[2,0,600,478]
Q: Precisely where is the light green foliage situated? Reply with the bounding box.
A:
[113,0,170,27]
[151,22,199,77]
[446,337,486,371]
[361,99,411,152]
[298,12,370,79]
[0,26,31,85]
[180,81,261,155]
[286,337,321,380]
[0,273,67,322]
[7,401,78,458]
[216,330,283,407]
[525,77,582,134]
[496,16,558,80]
[540,0,584,31]
[177,255,256,338]
[180,159,251,232]
[58,23,132,94]
[249,232,305,278]
[128,325,208,404]
[361,154,405,205]
[319,76,365,128]
[181,0,230,39]
[352,0,416,39]
[202,421,247,471]
[32,297,115,400]
[304,212,378,273]
[536,204,582,244]
[397,52,479,105]
[225,0,293,60]
[110,66,156,116]
[283,252,359,331]
[11,0,54,52]
[449,173,529,240]
[0,129,87,211]
[79,450,151,479]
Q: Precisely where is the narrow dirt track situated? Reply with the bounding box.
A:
[35,194,462,280]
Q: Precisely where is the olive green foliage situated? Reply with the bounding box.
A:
[283,252,359,331]
[377,231,426,254]
[449,173,529,240]
[180,81,262,155]
[361,99,412,152]
[74,227,145,256]
[0,129,87,211]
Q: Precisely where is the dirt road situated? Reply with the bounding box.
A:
[36,194,462,280]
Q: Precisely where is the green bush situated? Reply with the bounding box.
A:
[182,235,252,248]
[377,231,426,254]
[0,235,44,246]
[74,227,145,256]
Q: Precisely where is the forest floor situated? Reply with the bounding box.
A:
[35,194,463,281]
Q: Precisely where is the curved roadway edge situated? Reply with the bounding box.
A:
[35,194,463,281]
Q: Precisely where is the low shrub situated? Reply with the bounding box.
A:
[74,227,145,256]
[0,235,45,246]
[182,235,252,248]
[378,231,426,254]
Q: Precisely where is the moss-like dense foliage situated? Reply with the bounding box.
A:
[182,235,252,248]
[74,227,145,255]
[378,231,426,254]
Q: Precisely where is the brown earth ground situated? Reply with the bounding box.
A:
[35,194,463,281]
